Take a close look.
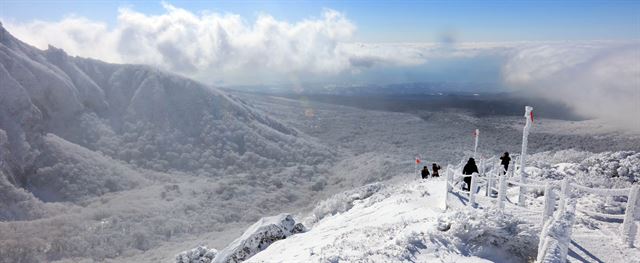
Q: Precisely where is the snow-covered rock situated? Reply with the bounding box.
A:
[213,214,305,263]
[176,246,218,263]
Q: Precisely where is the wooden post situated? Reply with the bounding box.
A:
[622,185,639,248]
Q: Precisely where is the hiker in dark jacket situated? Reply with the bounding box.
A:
[421,166,430,179]
[432,163,441,177]
[500,152,511,174]
[462,158,479,191]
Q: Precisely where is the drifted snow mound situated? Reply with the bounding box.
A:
[211,214,305,263]
[176,246,218,263]
[435,209,539,262]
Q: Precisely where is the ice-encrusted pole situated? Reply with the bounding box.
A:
[622,185,639,247]
[542,183,556,227]
[518,106,533,207]
[473,129,479,159]
[558,178,571,213]
[537,199,576,263]
[415,155,420,180]
[469,173,477,208]
[497,171,507,210]
[445,165,452,209]
[485,161,495,197]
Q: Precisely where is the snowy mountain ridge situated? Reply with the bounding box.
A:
[1,23,333,218]
[0,25,340,262]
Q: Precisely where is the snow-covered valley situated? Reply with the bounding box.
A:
[2,23,640,263]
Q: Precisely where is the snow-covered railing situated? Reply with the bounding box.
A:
[444,159,640,258]
[570,183,630,196]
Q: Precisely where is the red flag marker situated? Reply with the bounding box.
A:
[530,111,534,123]
[415,158,421,164]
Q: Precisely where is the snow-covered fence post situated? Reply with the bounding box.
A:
[497,173,506,210]
[485,174,491,197]
[558,178,571,213]
[541,183,556,227]
[445,165,452,193]
[518,106,533,207]
[469,173,477,208]
[445,166,454,209]
[415,156,419,179]
[508,160,515,178]
[537,199,576,263]
[622,185,639,247]
[473,129,479,159]
[487,162,498,197]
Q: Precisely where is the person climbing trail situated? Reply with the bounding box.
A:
[500,152,511,174]
[421,166,430,179]
[431,163,441,177]
[462,158,479,191]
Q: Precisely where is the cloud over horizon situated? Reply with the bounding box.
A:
[4,3,428,85]
[2,3,639,130]
[503,42,640,131]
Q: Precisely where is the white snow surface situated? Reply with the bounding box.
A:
[248,180,539,262]
[241,149,640,262]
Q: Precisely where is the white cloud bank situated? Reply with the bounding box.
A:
[2,3,639,130]
[503,42,640,131]
[4,3,425,85]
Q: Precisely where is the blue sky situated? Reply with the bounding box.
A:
[2,0,639,42]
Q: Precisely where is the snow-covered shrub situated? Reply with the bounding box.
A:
[434,208,539,261]
[528,150,640,188]
[175,246,218,263]
[0,170,49,221]
[213,214,305,263]
[304,182,384,226]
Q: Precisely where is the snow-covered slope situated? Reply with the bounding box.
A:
[0,24,339,263]
[0,23,332,215]
[246,180,538,262]
[192,150,638,263]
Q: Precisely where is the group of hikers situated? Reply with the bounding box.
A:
[421,152,512,191]
[420,163,442,179]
